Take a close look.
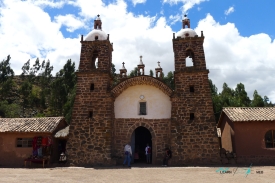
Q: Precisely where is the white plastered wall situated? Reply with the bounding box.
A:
[114,85,171,119]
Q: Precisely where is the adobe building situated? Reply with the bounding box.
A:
[217,107,275,165]
[0,117,67,167]
[66,15,220,166]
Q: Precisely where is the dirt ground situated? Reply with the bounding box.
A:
[0,165,275,183]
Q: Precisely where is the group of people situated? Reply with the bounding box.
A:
[123,142,171,167]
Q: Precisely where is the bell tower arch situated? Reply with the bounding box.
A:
[67,15,114,166]
[171,15,219,165]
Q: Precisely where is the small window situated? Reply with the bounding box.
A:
[265,130,275,148]
[190,113,194,120]
[16,138,32,148]
[90,83,94,91]
[190,86,194,92]
[139,102,146,115]
[95,36,98,40]
[89,111,93,118]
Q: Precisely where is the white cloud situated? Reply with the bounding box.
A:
[132,0,147,6]
[163,0,208,13]
[169,14,181,25]
[195,14,275,101]
[0,0,274,103]
[29,0,67,8]
[225,6,234,15]
[54,14,85,32]
[0,0,79,74]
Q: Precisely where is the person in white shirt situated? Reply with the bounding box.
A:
[145,143,151,164]
[123,143,132,167]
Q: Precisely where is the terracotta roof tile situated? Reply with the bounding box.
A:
[223,107,275,122]
[0,117,65,133]
[55,125,70,138]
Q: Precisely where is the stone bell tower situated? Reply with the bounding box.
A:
[66,15,114,166]
[170,15,219,165]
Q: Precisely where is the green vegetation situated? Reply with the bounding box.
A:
[0,55,273,124]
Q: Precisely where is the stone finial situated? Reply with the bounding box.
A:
[138,55,145,76]
[157,61,161,68]
[139,55,144,65]
[155,61,163,79]
[120,62,127,79]
[182,14,190,29]
[94,14,102,30]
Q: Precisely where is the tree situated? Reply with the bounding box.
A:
[111,63,119,86]
[234,83,250,107]
[38,60,53,108]
[263,96,273,107]
[0,55,15,100]
[163,71,174,90]
[49,59,76,122]
[251,90,264,107]
[129,67,138,77]
[149,70,154,77]
[209,79,222,122]
[0,100,20,118]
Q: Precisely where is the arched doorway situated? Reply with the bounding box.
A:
[131,126,152,164]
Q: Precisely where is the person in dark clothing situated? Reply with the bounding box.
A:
[162,148,171,166]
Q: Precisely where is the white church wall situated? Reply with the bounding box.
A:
[114,85,171,119]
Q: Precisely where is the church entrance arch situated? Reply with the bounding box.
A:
[131,127,152,164]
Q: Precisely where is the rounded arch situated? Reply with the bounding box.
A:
[111,76,173,98]
[126,122,156,140]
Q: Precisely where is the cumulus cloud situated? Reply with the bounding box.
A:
[0,0,80,74]
[132,0,147,6]
[169,14,181,25]
[54,14,85,32]
[195,14,275,101]
[225,6,234,15]
[0,0,274,102]
[163,0,208,13]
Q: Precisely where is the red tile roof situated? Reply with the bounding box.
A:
[0,117,65,133]
[222,107,275,122]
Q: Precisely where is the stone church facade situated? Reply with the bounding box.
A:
[66,15,220,166]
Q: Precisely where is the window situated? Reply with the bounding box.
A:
[89,111,93,118]
[265,130,275,148]
[190,113,194,120]
[190,86,194,92]
[139,102,147,115]
[95,36,98,40]
[90,83,94,91]
[16,138,32,147]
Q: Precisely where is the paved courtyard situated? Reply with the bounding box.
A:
[0,166,275,183]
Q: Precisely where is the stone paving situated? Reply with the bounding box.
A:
[0,165,275,183]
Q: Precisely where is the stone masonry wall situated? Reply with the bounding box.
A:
[66,39,114,166]
[173,37,206,71]
[113,118,171,165]
[67,72,114,166]
[171,36,220,165]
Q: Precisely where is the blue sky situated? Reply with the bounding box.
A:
[0,0,274,101]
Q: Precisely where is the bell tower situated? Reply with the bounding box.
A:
[170,15,219,165]
[67,15,114,166]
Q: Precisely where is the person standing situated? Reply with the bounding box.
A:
[123,143,132,167]
[145,143,151,164]
[162,147,171,166]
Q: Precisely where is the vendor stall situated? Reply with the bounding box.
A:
[0,117,68,167]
